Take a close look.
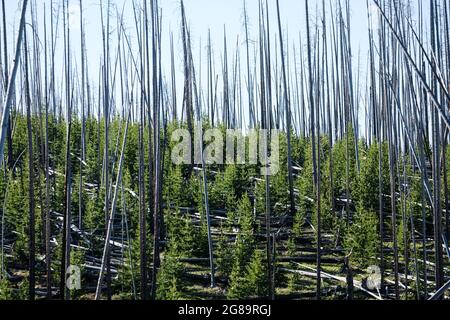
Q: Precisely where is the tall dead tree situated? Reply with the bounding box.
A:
[0,0,29,166]
[24,25,35,302]
[1,0,12,171]
[60,0,73,300]
[151,0,163,300]
[305,0,321,300]
[429,0,444,293]
[78,0,86,231]
[243,0,255,128]
[135,0,148,299]
[181,0,194,169]
[276,0,296,219]
[43,3,52,299]
[258,0,273,300]
[100,0,112,300]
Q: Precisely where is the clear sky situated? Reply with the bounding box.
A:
[5,0,373,85]
[3,0,427,129]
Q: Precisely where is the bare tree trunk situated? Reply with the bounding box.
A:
[430,0,444,292]
[60,0,73,300]
[100,0,112,300]
[151,0,162,300]
[0,0,28,166]
[276,0,296,219]
[24,26,35,302]
[305,0,321,300]
[43,3,52,299]
[95,110,131,300]
[2,0,13,171]
[78,0,86,231]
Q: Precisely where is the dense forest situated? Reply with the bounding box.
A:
[0,0,450,301]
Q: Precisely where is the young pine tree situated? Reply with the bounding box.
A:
[344,209,379,268]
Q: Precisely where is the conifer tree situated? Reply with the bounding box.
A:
[156,253,185,300]
[344,209,379,268]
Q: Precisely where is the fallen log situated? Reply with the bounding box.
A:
[428,280,450,300]
[282,263,383,301]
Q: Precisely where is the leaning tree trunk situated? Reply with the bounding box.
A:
[0,0,29,166]
[95,110,131,300]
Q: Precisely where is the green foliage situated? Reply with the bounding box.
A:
[297,136,335,234]
[116,225,152,299]
[286,237,301,291]
[70,249,86,300]
[216,227,233,278]
[227,195,268,299]
[116,236,140,299]
[3,114,446,301]
[330,127,358,198]
[210,165,249,212]
[296,141,314,223]
[244,250,268,298]
[164,166,194,208]
[228,250,267,299]
[16,279,29,300]
[156,253,186,300]
[84,189,106,234]
[0,278,13,300]
[165,209,208,257]
[354,143,389,211]
[344,209,379,268]
[232,195,255,272]
[398,216,411,261]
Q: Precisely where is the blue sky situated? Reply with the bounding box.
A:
[3,0,427,130]
[5,0,373,85]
